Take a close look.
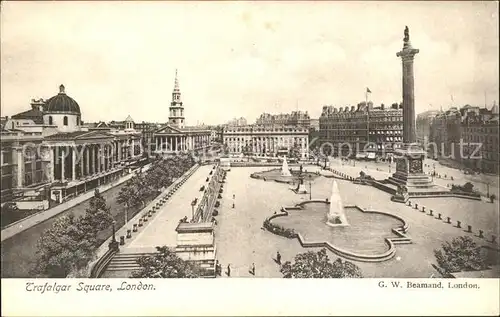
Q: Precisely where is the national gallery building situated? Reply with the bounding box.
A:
[1,85,143,206]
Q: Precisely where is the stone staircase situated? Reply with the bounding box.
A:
[105,252,153,272]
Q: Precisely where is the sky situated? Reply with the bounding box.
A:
[1,1,498,125]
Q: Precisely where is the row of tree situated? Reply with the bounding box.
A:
[32,190,113,277]
[117,154,196,211]
[32,155,196,278]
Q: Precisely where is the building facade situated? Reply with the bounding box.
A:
[256,111,310,127]
[319,102,403,158]
[223,125,309,159]
[1,85,143,206]
[429,104,499,173]
[416,110,440,145]
[225,117,248,127]
[153,71,211,155]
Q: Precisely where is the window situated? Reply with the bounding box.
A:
[63,116,68,126]
[76,117,80,126]
[49,116,53,125]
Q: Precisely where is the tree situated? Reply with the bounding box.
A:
[132,246,202,278]
[280,248,363,278]
[242,143,253,159]
[289,142,301,160]
[462,182,474,193]
[78,189,113,244]
[434,236,488,274]
[32,214,95,277]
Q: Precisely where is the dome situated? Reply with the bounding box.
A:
[44,85,81,114]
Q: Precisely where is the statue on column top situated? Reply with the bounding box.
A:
[404,26,410,43]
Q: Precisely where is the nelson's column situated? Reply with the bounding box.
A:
[388,26,435,198]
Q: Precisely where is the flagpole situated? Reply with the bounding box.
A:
[366,89,370,153]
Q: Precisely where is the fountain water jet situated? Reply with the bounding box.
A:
[326,180,349,227]
[281,156,292,177]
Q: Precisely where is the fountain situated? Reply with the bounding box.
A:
[326,180,349,227]
[281,156,292,177]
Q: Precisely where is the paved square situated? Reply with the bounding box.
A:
[215,165,500,278]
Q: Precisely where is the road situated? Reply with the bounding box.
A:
[1,172,135,242]
[328,157,500,198]
[1,179,134,277]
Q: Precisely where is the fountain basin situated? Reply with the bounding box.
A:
[250,168,320,184]
[265,201,412,262]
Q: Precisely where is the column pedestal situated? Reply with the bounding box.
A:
[387,144,435,195]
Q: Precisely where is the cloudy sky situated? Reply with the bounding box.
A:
[1,1,498,125]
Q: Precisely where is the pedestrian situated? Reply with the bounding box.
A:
[276,251,281,264]
[232,202,235,208]
[233,194,235,199]
[250,263,255,276]
[227,264,231,277]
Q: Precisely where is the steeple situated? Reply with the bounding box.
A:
[168,69,185,129]
[174,69,180,92]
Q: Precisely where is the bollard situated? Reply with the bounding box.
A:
[446,217,451,224]
[491,235,497,243]
[120,236,125,245]
[133,224,138,232]
[456,221,461,228]
[126,229,132,239]
[148,211,152,217]
[415,203,418,210]
[408,201,411,206]
[479,230,484,238]
[143,215,148,222]
[139,219,143,227]
[467,225,472,233]
[422,206,426,212]
[437,213,442,220]
[152,208,156,214]
[429,210,433,216]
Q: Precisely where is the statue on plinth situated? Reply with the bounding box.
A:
[404,26,410,43]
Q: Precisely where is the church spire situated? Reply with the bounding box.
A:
[174,68,180,92]
[169,69,185,129]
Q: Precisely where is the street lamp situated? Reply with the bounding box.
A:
[112,220,117,242]
[108,220,118,250]
[125,203,129,229]
[191,199,196,221]
[309,175,312,200]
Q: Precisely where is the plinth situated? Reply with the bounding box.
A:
[292,175,308,194]
[387,144,434,190]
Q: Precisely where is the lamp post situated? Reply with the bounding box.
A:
[108,220,118,250]
[309,181,312,200]
[125,203,129,229]
[112,220,117,242]
[191,199,196,221]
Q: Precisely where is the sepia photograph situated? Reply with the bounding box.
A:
[1,0,499,316]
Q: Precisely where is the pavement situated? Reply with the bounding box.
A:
[214,165,499,278]
[124,164,213,252]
